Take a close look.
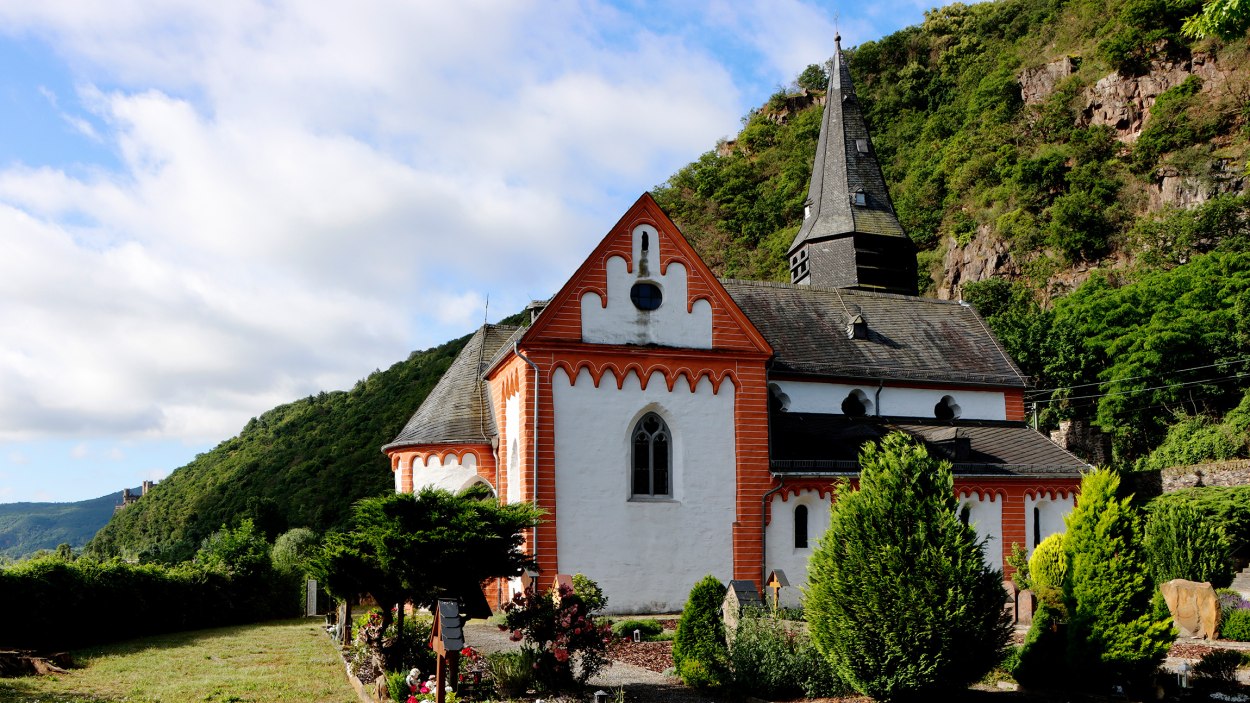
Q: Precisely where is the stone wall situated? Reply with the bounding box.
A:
[1162,459,1250,492]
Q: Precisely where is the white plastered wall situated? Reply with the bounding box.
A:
[958,491,1004,570]
[552,366,736,613]
[771,379,1007,421]
[580,224,713,348]
[764,490,832,608]
[505,393,522,504]
[1025,492,1076,556]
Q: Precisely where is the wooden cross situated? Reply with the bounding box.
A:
[767,570,789,611]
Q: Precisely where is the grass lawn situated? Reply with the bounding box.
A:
[0,618,357,703]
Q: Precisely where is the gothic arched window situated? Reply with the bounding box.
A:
[794,504,809,549]
[631,413,671,497]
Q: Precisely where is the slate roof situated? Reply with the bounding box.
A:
[383,324,519,451]
[770,413,1087,477]
[722,279,1027,387]
[789,37,907,253]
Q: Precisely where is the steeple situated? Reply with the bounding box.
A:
[787,35,918,296]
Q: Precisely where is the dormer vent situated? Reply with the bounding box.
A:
[846,313,867,340]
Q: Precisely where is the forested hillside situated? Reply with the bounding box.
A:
[0,489,135,560]
[82,0,1250,560]
[656,0,1250,466]
[85,333,478,562]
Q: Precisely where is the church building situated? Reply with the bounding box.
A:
[383,39,1087,613]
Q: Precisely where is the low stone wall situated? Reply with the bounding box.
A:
[1163,460,1250,492]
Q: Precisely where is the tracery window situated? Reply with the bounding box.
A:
[631,413,670,497]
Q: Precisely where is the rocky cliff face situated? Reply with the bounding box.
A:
[936,47,1242,300]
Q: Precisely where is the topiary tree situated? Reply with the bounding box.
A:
[672,574,731,688]
[805,433,1011,700]
[1144,501,1234,588]
[1063,469,1174,689]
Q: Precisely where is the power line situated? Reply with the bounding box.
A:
[1025,356,1250,396]
[1031,372,1250,405]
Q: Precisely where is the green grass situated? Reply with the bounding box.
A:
[0,618,356,703]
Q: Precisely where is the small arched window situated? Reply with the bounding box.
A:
[794,504,809,549]
[631,413,670,497]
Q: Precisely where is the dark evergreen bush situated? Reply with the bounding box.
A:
[1144,502,1234,588]
[1064,469,1174,688]
[806,433,1011,699]
[672,574,730,688]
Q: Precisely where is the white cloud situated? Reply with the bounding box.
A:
[0,1,750,447]
[70,443,89,459]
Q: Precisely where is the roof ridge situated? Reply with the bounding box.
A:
[720,278,966,305]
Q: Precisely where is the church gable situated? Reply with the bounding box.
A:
[525,193,770,355]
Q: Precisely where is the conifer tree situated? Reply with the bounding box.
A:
[806,433,1010,700]
[1063,469,1173,687]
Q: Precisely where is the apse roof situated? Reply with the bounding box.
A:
[383,324,519,451]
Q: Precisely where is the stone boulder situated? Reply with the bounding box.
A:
[1161,579,1220,639]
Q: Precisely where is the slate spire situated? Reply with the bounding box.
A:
[787,35,918,296]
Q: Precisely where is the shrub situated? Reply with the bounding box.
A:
[672,575,731,688]
[611,619,663,640]
[1149,487,1250,559]
[1063,469,1174,688]
[1193,648,1249,683]
[499,583,611,692]
[1144,502,1234,588]
[806,433,1011,699]
[1011,603,1067,688]
[728,609,845,699]
[0,551,295,651]
[1029,533,1067,610]
[385,670,410,702]
[485,649,536,698]
[572,573,608,614]
[1223,609,1250,642]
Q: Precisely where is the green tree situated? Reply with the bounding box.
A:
[806,433,1010,700]
[797,63,829,92]
[195,519,272,579]
[315,487,540,668]
[1183,0,1250,38]
[672,575,731,688]
[271,527,319,576]
[1063,469,1174,688]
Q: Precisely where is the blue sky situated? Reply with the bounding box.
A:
[0,0,947,504]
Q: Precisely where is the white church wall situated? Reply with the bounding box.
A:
[552,366,736,613]
[580,224,713,349]
[958,491,1004,569]
[764,490,831,607]
[393,461,406,493]
[771,380,1007,421]
[1025,492,1076,556]
[505,393,521,503]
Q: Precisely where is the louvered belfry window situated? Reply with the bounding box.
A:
[631,413,670,497]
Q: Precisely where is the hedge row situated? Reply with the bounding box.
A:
[0,556,299,651]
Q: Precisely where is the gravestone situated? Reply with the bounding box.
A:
[721,580,762,643]
[1161,579,1220,639]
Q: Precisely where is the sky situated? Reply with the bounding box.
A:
[0,0,946,505]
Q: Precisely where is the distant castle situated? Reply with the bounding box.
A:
[114,480,154,513]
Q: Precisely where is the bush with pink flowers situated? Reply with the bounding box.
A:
[498,582,612,692]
